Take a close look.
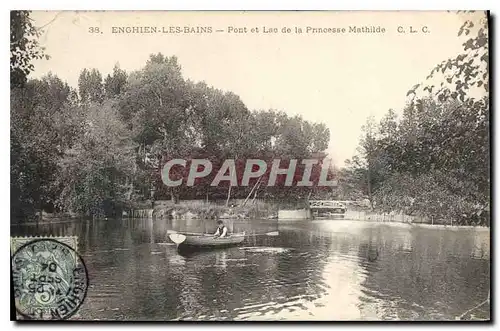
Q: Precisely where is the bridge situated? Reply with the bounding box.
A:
[308,200,347,218]
[308,200,347,210]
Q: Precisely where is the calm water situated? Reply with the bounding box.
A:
[11,218,490,321]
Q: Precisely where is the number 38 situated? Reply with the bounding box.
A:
[89,27,101,33]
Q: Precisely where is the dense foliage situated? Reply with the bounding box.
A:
[11,36,332,219]
[340,12,489,225]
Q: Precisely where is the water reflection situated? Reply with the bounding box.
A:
[11,218,490,321]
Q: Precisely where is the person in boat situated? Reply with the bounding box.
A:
[214,220,229,238]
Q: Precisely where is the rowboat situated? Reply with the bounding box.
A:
[168,231,246,250]
[167,230,279,251]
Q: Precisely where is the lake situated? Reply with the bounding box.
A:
[10,218,490,321]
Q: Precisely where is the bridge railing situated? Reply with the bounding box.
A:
[309,200,346,209]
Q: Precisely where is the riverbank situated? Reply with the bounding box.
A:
[323,218,490,231]
[128,199,279,221]
[15,201,277,224]
[343,209,489,227]
[12,200,488,229]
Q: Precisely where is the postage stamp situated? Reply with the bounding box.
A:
[11,237,88,320]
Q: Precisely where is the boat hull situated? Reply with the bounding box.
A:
[169,233,245,250]
[183,234,245,246]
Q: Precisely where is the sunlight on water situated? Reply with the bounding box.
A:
[302,254,367,320]
[239,247,292,254]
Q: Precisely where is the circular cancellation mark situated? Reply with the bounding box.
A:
[11,238,89,320]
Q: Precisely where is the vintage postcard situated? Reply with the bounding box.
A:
[10,10,490,321]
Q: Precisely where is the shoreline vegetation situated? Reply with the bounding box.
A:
[11,199,490,230]
[11,11,489,227]
[12,206,490,231]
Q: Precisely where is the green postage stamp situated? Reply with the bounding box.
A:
[10,236,88,320]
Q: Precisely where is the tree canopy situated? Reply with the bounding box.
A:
[11,50,333,220]
[341,12,489,225]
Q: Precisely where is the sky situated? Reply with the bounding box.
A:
[29,11,484,166]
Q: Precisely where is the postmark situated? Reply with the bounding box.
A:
[11,238,88,320]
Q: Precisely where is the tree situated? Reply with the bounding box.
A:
[356,116,382,209]
[10,11,47,88]
[104,63,128,98]
[11,73,77,219]
[409,11,488,103]
[57,101,136,218]
[78,68,104,103]
[366,97,489,225]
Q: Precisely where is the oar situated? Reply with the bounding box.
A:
[167,230,212,236]
[167,230,279,236]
